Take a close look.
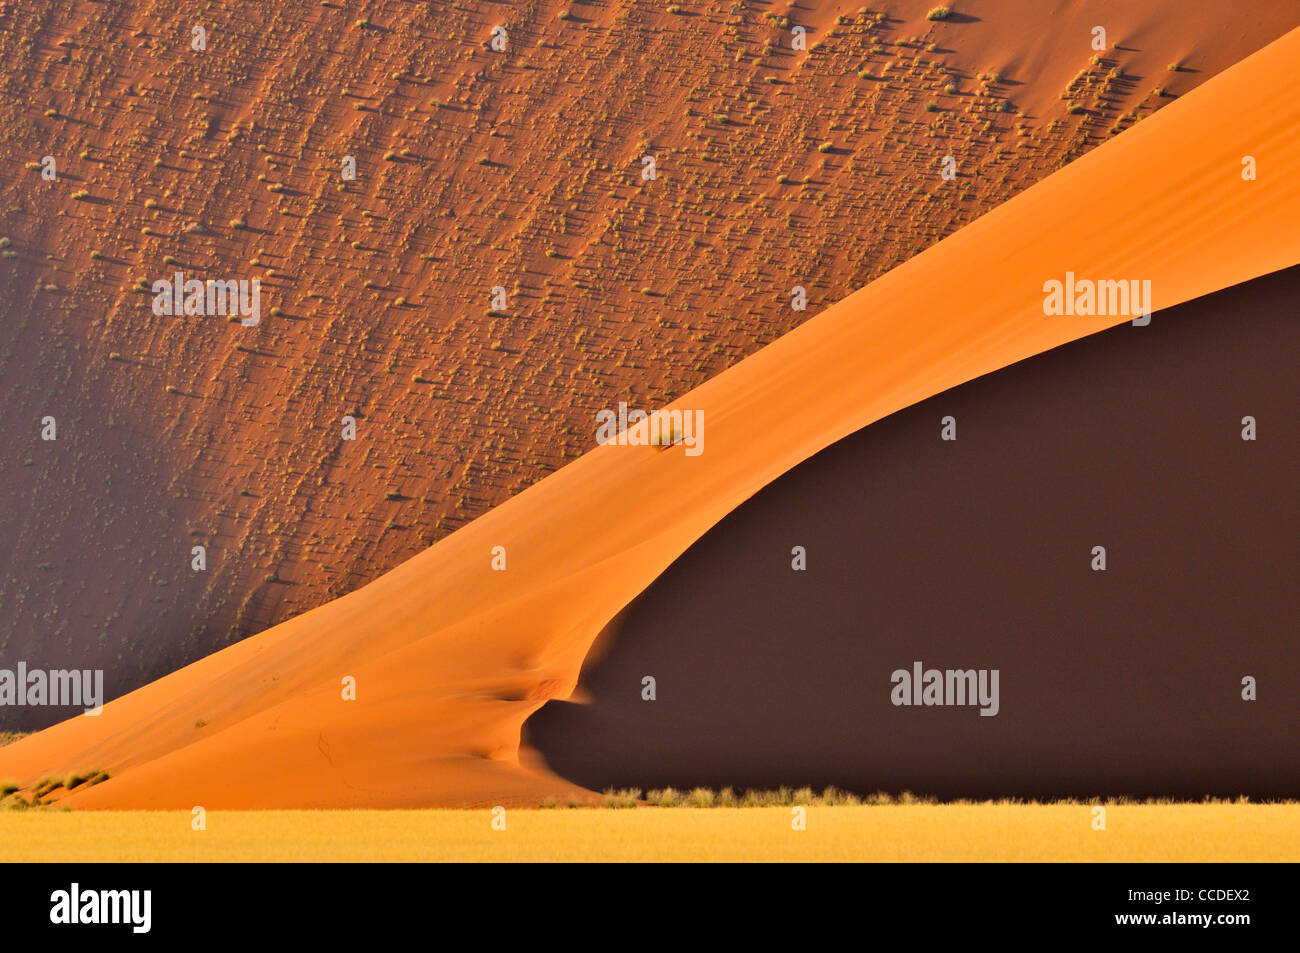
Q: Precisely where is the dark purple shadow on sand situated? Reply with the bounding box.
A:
[527,266,1300,799]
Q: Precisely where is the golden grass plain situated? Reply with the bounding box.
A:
[3,804,1297,862]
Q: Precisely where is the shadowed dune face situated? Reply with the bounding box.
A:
[2,23,1296,809]
[2,0,1296,730]
[528,267,1300,800]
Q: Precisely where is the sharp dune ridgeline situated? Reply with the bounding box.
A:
[2,20,1299,808]
[530,266,1300,800]
[2,0,1295,727]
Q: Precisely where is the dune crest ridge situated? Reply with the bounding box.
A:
[4,27,1299,808]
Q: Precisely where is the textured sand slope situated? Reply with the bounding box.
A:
[3,26,1298,808]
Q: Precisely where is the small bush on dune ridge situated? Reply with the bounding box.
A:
[927,6,952,20]
[651,421,680,449]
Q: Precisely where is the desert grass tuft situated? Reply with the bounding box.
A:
[601,787,642,808]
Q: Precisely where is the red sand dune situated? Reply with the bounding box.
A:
[2,0,1293,724]
[3,26,1299,808]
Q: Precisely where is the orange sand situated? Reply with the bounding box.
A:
[3,26,1299,809]
[2,1,1289,679]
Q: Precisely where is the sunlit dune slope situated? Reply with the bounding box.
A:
[3,26,1298,808]
[2,0,1294,721]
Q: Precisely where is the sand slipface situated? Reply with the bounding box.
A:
[2,26,1299,809]
[529,268,1300,800]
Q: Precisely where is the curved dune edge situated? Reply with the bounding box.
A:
[4,27,1299,809]
[527,266,1300,799]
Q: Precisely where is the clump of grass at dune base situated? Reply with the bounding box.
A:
[593,787,1289,809]
[1,770,109,811]
[596,785,953,807]
[0,804,1296,862]
[0,732,27,748]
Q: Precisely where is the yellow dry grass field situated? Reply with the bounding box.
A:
[2,804,1297,862]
